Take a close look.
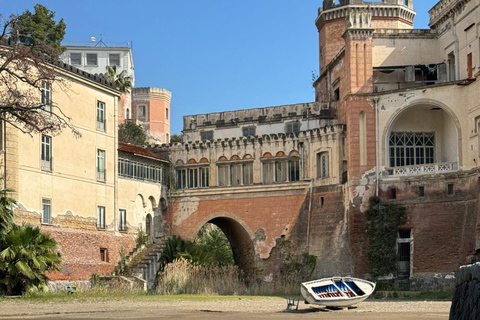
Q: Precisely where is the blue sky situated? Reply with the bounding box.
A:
[3,1,438,134]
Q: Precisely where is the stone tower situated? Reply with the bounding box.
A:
[314,0,415,180]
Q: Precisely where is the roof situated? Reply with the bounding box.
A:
[118,142,167,162]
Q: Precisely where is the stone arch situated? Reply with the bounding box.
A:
[289,150,300,157]
[175,159,185,166]
[275,151,286,158]
[231,155,241,161]
[199,157,209,163]
[148,196,157,209]
[187,158,197,164]
[192,213,256,277]
[243,154,253,160]
[262,152,273,158]
[218,156,228,162]
[382,99,462,168]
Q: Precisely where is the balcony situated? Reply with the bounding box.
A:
[385,162,458,177]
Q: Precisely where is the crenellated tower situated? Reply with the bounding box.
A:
[314,0,415,180]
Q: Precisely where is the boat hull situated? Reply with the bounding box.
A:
[301,277,375,307]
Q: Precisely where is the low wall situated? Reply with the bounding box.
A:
[450,263,480,320]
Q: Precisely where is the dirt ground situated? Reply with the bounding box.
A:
[0,297,451,320]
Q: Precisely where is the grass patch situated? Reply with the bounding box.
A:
[19,289,280,303]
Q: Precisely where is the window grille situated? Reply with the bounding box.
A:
[317,152,329,178]
[389,132,435,167]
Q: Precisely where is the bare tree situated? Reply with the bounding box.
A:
[0,6,80,137]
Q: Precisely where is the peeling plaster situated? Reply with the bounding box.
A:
[173,197,200,226]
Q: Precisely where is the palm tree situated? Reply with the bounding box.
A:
[0,188,15,234]
[0,224,61,295]
[104,65,133,93]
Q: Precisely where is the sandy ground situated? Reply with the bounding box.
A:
[0,297,451,320]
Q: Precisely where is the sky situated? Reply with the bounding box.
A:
[2,1,439,134]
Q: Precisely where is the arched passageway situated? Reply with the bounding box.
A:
[198,217,256,278]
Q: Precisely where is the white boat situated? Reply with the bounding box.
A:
[301,277,376,307]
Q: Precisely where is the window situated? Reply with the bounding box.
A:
[70,53,82,66]
[243,163,253,185]
[262,162,274,184]
[390,188,397,199]
[97,149,106,182]
[41,135,52,171]
[119,158,165,184]
[109,54,120,67]
[418,186,425,197]
[230,164,242,186]
[334,88,340,101]
[317,152,329,178]
[126,108,130,119]
[42,199,51,224]
[200,167,210,187]
[389,132,435,167]
[188,168,198,188]
[321,197,325,206]
[166,133,169,143]
[275,161,287,183]
[96,101,106,131]
[288,159,300,181]
[100,248,109,262]
[447,183,454,195]
[166,108,169,120]
[97,206,106,230]
[242,126,256,137]
[119,209,127,232]
[138,105,146,118]
[218,165,229,187]
[200,131,214,141]
[285,122,301,134]
[86,53,98,66]
[467,53,473,79]
[41,81,52,112]
[176,169,186,189]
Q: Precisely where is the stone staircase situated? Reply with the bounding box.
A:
[129,239,167,290]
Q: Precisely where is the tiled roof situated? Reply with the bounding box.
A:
[118,142,167,162]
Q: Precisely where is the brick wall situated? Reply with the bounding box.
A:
[15,210,136,281]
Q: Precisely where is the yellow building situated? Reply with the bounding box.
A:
[2,58,168,285]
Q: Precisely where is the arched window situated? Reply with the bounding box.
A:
[317,152,329,178]
[359,111,367,166]
[126,108,130,119]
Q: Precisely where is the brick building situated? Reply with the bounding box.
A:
[132,87,172,144]
[166,0,480,285]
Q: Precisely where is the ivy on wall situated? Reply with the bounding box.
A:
[365,196,407,278]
